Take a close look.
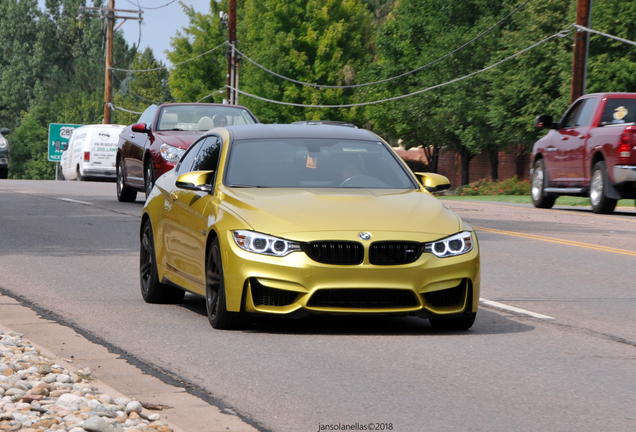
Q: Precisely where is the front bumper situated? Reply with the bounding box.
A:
[614,165,636,184]
[221,232,480,318]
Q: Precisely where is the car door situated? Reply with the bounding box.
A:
[163,135,222,294]
[122,105,156,188]
[552,97,598,185]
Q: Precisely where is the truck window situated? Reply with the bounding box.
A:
[562,98,598,128]
[600,99,636,125]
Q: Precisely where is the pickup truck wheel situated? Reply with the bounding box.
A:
[116,158,137,202]
[531,159,555,209]
[144,159,155,198]
[140,219,185,304]
[590,161,617,214]
[206,238,244,330]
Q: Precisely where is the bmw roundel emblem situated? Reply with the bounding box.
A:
[358,232,372,241]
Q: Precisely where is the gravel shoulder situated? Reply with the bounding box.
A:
[0,292,260,432]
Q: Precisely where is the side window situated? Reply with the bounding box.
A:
[137,104,157,127]
[192,136,222,172]
[574,98,598,126]
[176,139,204,174]
[562,99,597,128]
[562,100,584,128]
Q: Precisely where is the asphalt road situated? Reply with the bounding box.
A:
[1,180,635,432]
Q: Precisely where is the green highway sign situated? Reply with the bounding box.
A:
[48,123,82,162]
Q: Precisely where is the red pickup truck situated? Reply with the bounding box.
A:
[531,92,636,213]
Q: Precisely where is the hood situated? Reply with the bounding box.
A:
[220,188,461,239]
[154,131,202,149]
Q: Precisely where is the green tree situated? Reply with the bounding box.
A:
[167,1,228,104]
[365,0,510,183]
[238,0,374,123]
[114,48,172,125]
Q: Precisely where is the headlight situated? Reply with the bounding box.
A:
[233,230,301,256]
[0,138,7,149]
[160,143,185,162]
[423,231,473,258]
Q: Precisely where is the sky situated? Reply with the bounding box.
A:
[37,0,213,67]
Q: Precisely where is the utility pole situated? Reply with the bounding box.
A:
[104,0,115,124]
[79,3,143,124]
[226,0,238,105]
[571,0,592,104]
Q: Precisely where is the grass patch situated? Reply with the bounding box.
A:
[440,194,634,207]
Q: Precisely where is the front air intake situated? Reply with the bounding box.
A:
[308,289,418,308]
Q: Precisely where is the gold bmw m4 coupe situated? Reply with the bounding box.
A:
[139,124,480,330]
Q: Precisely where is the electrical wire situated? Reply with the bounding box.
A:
[111,41,228,72]
[573,24,636,46]
[228,28,573,108]
[125,0,178,9]
[108,102,143,115]
[196,89,227,103]
[235,0,534,89]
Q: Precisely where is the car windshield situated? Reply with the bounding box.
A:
[156,105,256,131]
[225,138,416,189]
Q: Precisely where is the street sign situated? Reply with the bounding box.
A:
[48,123,82,162]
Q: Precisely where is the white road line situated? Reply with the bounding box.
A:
[479,298,554,320]
[59,198,93,205]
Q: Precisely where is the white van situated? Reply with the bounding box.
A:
[61,124,125,181]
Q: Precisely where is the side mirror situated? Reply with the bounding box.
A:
[131,123,151,134]
[534,115,554,129]
[1,128,9,135]
[175,170,214,192]
[60,142,68,151]
[414,172,451,194]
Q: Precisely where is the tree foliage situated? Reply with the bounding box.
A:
[3,0,636,182]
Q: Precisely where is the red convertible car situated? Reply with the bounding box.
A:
[116,103,259,202]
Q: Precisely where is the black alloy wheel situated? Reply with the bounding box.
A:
[139,219,185,304]
[144,159,155,198]
[116,157,137,202]
[206,238,243,329]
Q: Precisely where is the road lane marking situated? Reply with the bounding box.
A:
[474,226,636,257]
[59,198,93,205]
[479,298,554,319]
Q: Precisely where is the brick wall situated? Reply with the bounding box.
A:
[395,146,530,187]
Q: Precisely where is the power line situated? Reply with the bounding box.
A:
[125,0,177,9]
[110,41,228,72]
[228,28,573,108]
[573,24,636,46]
[236,0,534,89]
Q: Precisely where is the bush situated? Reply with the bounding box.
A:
[454,176,531,196]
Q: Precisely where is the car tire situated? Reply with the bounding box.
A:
[144,159,155,198]
[206,238,243,330]
[0,168,8,179]
[429,313,476,331]
[139,219,185,304]
[76,166,84,181]
[116,157,137,202]
[590,161,617,214]
[531,159,556,209]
